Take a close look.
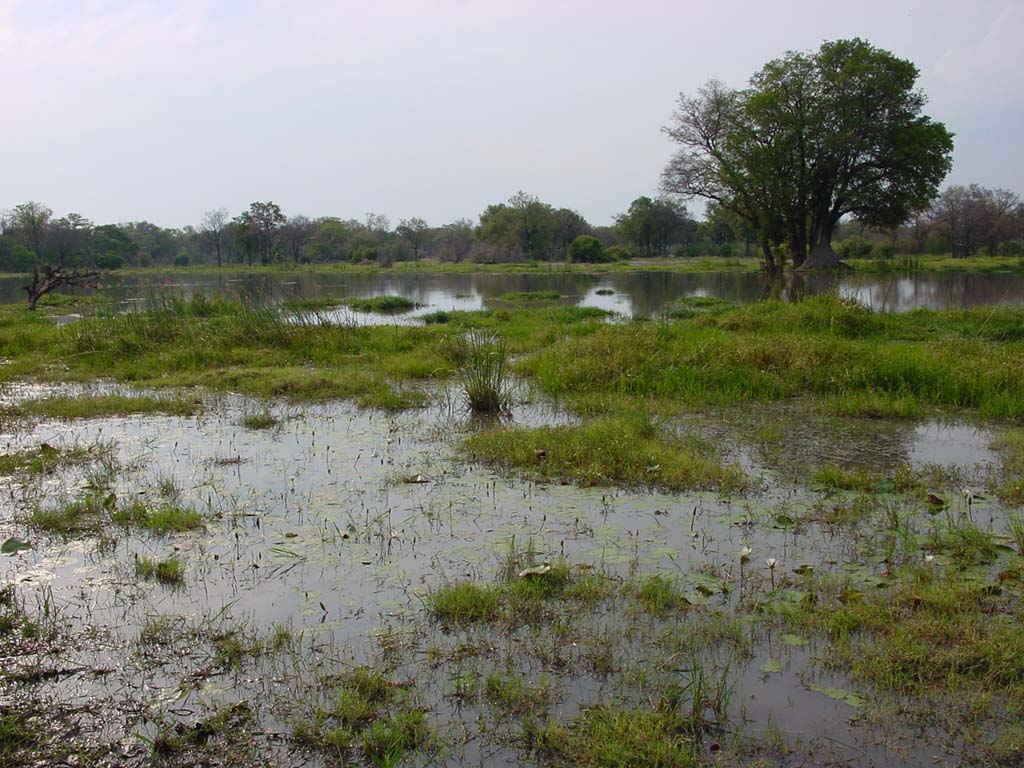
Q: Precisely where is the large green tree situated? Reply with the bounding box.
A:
[661,38,954,270]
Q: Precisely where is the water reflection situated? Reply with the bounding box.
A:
[2,268,1023,316]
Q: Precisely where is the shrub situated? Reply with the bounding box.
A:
[567,235,607,263]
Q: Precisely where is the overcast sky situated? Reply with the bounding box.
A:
[2,0,1021,228]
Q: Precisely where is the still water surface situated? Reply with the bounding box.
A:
[3,267,1024,315]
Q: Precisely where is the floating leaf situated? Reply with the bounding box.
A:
[682,591,711,607]
[837,588,864,604]
[1,537,31,556]
[760,658,784,674]
[769,514,796,530]
[781,633,809,647]
[518,564,552,579]
[926,493,946,510]
[793,564,815,577]
[807,683,866,708]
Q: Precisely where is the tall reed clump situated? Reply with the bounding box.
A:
[459,331,511,414]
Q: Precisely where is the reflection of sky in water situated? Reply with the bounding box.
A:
[8,269,1024,320]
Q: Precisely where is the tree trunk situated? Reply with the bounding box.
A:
[800,240,850,270]
[759,242,778,275]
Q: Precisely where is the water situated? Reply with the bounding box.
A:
[0,380,1016,765]
[4,267,1024,316]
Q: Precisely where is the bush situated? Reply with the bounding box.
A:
[94,253,125,270]
[603,245,633,261]
[350,246,378,264]
[875,242,895,259]
[173,254,190,267]
[2,243,37,273]
[836,237,874,259]
[567,235,607,263]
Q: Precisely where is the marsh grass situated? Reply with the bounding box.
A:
[464,415,747,493]
[805,573,1024,713]
[993,429,1024,503]
[28,493,204,537]
[135,555,185,585]
[521,296,1024,419]
[345,295,418,312]
[423,582,500,623]
[292,666,433,765]
[2,394,200,420]
[0,443,94,476]
[498,290,561,301]
[239,410,279,430]
[458,331,511,413]
[112,500,205,534]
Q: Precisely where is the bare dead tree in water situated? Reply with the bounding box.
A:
[23,265,100,310]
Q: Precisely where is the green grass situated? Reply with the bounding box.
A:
[27,494,204,537]
[423,582,501,623]
[521,296,1024,419]
[994,429,1024,503]
[112,500,205,534]
[239,410,278,429]
[498,290,561,301]
[805,573,1024,709]
[292,666,434,764]
[531,706,697,768]
[457,331,511,413]
[636,574,689,615]
[0,444,95,475]
[464,415,747,493]
[3,394,200,420]
[484,672,549,714]
[345,295,418,312]
[135,555,185,585]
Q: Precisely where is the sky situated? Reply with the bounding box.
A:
[1,0,1021,229]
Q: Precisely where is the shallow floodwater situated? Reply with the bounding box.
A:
[0,378,1017,765]
[3,267,1024,317]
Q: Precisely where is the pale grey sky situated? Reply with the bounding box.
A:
[2,0,1021,228]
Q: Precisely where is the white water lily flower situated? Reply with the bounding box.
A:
[924,554,935,563]
[740,546,753,558]
[765,558,778,569]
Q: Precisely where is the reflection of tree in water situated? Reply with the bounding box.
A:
[6,268,1024,314]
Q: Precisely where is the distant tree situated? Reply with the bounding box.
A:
[661,38,954,270]
[567,235,606,263]
[280,215,315,264]
[91,224,134,269]
[49,213,93,268]
[615,196,691,254]
[7,202,53,255]
[200,208,230,268]
[434,219,474,262]
[552,208,591,259]
[476,192,557,260]
[236,201,286,265]
[396,217,432,260]
[930,185,1024,258]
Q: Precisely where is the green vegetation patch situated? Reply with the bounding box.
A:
[27,493,205,537]
[4,394,200,420]
[423,582,501,623]
[239,410,278,430]
[135,555,185,585]
[522,296,1024,419]
[344,295,419,312]
[464,416,747,493]
[498,290,561,301]
[0,443,94,476]
[994,429,1024,503]
[532,706,697,768]
[292,666,434,764]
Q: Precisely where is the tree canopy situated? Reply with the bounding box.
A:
[661,38,954,270]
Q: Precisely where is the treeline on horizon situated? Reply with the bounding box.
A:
[1,184,1022,274]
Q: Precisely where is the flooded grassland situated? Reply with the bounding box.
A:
[1,294,1023,767]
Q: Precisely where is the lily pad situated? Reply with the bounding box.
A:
[1,536,31,556]
[781,633,809,647]
[760,658,784,674]
[807,683,866,708]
